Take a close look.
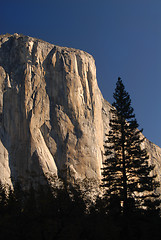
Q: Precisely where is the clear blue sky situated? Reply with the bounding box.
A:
[1,0,161,147]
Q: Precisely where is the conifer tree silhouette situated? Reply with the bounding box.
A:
[102,77,160,215]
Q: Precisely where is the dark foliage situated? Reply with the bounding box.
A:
[0,178,88,240]
[0,177,161,240]
[101,77,160,216]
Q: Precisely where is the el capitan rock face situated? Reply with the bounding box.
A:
[0,33,104,186]
[0,34,161,193]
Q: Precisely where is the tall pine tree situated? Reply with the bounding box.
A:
[102,77,160,215]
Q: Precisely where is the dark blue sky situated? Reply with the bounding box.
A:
[1,0,161,147]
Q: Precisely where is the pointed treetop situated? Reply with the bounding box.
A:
[112,77,135,120]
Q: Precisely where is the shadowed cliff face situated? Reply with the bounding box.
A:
[0,34,161,193]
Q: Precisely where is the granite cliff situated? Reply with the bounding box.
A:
[0,34,161,192]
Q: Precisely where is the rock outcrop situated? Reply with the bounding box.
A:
[0,34,161,192]
[0,33,104,186]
